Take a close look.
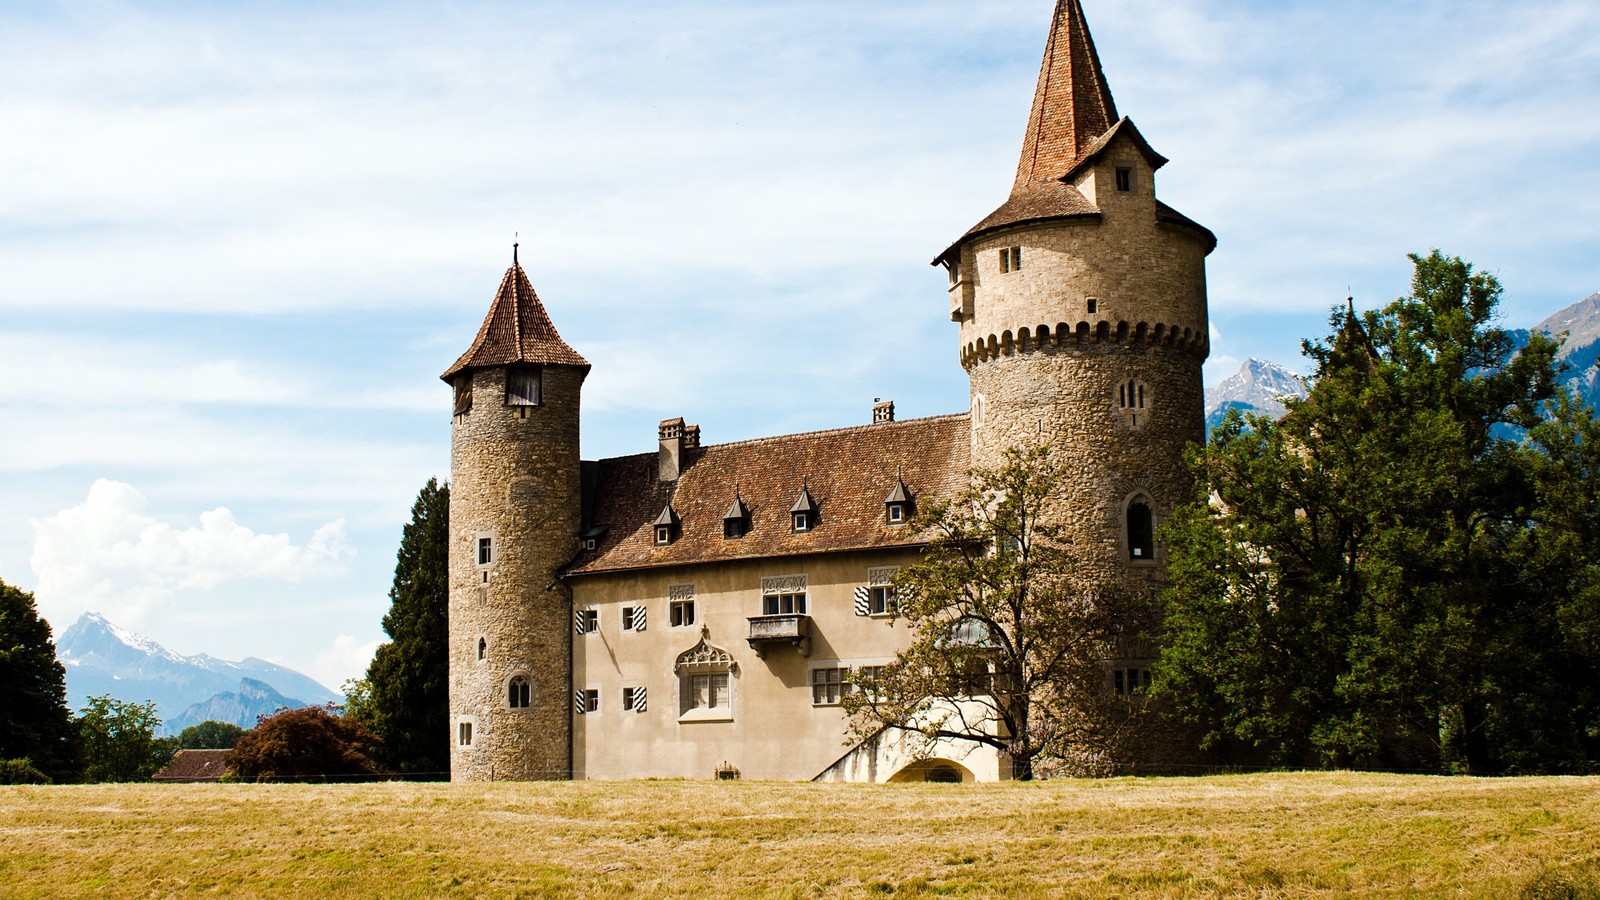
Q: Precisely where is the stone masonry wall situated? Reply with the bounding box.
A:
[448,364,585,781]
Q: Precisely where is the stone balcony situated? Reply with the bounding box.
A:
[746,614,811,658]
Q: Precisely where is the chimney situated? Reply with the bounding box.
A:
[659,418,684,482]
[684,424,701,449]
[872,399,895,424]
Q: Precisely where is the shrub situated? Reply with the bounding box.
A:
[0,758,51,785]
[228,705,380,783]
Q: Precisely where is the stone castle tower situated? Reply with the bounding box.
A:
[936,0,1213,590]
[442,255,589,781]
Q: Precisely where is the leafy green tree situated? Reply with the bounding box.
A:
[77,695,174,782]
[358,479,449,776]
[227,705,379,782]
[842,447,1148,781]
[175,720,246,750]
[1160,251,1598,773]
[0,579,79,782]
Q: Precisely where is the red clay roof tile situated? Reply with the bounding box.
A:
[441,264,589,381]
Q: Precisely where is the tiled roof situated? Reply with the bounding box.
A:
[1013,0,1119,193]
[152,749,230,782]
[441,263,589,381]
[567,413,971,577]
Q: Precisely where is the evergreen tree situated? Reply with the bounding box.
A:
[359,478,450,776]
[1160,251,1599,773]
[77,695,173,782]
[0,578,79,782]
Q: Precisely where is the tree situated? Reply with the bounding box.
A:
[1159,251,1598,773]
[842,447,1147,781]
[356,478,450,776]
[0,578,78,782]
[77,695,174,782]
[175,720,246,750]
[227,705,380,782]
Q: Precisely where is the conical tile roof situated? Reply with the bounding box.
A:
[1013,0,1119,192]
[441,263,589,381]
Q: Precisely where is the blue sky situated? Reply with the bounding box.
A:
[3,0,1597,693]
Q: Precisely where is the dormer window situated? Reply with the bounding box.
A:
[1115,167,1132,192]
[884,476,913,525]
[653,502,678,546]
[790,483,819,534]
[723,493,750,540]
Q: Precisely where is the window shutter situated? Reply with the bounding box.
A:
[853,586,870,616]
[574,609,585,634]
[634,606,646,631]
[632,685,647,712]
[574,690,587,713]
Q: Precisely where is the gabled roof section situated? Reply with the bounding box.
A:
[790,483,820,515]
[568,413,971,576]
[1013,0,1119,193]
[441,263,589,382]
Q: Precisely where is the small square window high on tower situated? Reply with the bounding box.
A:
[1115,167,1132,192]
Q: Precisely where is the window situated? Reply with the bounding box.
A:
[1128,501,1155,561]
[1087,298,1098,314]
[669,599,696,627]
[854,665,886,700]
[477,537,494,567]
[1000,246,1022,273]
[622,605,646,632]
[476,637,486,661]
[508,675,530,709]
[575,608,598,634]
[505,366,541,406]
[1118,379,1146,410]
[622,686,647,713]
[655,525,673,545]
[686,673,729,712]
[1115,167,1132,192]
[581,538,597,551]
[457,720,474,747]
[575,688,599,714]
[1114,666,1152,696]
[453,376,473,416]
[792,511,810,533]
[886,504,904,523]
[764,591,808,615]
[724,518,746,539]
[870,586,896,616]
[811,667,848,705]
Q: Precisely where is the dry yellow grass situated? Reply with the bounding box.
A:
[1,773,1598,898]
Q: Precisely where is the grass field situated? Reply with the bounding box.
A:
[2,773,1598,898]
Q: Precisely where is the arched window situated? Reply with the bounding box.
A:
[477,637,487,661]
[1128,500,1154,561]
[508,675,531,709]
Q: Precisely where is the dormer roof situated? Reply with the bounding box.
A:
[441,262,589,382]
[652,502,679,528]
[884,478,912,506]
[723,493,751,522]
[790,484,820,515]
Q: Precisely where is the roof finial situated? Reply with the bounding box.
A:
[513,232,519,266]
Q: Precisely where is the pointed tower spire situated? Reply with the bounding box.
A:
[1013,0,1119,192]
[442,260,589,381]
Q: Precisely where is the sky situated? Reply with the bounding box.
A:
[3,0,1597,695]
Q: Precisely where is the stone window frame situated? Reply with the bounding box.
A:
[1112,665,1152,697]
[474,531,497,577]
[507,673,532,710]
[868,566,898,618]
[761,574,809,616]
[475,636,487,663]
[809,665,849,706]
[1116,378,1151,429]
[1115,166,1133,192]
[999,245,1022,273]
[668,584,697,628]
[674,635,737,724]
[456,715,477,749]
[1122,491,1158,565]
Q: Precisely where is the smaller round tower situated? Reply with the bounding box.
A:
[442,251,588,781]
[937,0,1214,589]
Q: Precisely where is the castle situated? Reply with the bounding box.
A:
[444,0,1212,782]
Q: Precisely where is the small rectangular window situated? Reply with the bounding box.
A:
[1011,246,1021,270]
[869,586,896,616]
[763,592,808,615]
[793,512,810,533]
[622,606,646,632]
[1087,298,1098,314]
[655,525,673,545]
[999,248,1010,273]
[477,537,493,567]
[670,599,696,627]
[576,608,598,634]
[1115,167,1132,192]
[457,721,473,746]
[454,377,474,415]
[1114,667,1151,696]
[811,667,848,705]
[506,366,542,406]
[580,688,600,713]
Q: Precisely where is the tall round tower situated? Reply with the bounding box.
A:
[936,0,1214,589]
[442,252,588,781]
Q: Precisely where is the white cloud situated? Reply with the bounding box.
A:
[30,480,352,628]
[301,633,383,697]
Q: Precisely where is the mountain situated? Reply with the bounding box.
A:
[55,612,338,734]
[1538,291,1600,409]
[166,678,305,734]
[1205,358,1307,431]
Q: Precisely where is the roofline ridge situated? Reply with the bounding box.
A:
[588,411,972,467]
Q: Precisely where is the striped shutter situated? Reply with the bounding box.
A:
[632,686,647,713]
[574,609,586,634]
[574,690,587,713]
[634,606,646,631]
[853,586,870,616]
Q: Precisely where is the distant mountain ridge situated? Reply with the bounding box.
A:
[56,612,338,735]
[1205,358,1307,431]
[1540,291,1600,409]
[167,677,305,734]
